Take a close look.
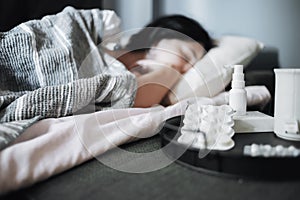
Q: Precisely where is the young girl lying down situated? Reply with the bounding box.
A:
[106,14,214,107]
[0,6,219,150]
[0,6,213,122]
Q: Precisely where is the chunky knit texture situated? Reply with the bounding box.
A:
[0,7,137,150]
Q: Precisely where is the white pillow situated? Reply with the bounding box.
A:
[166,35,264,104]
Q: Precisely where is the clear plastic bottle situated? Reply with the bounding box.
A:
[229,65,247,115]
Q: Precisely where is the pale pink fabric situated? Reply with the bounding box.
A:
[0,100,191,193]
[0,87,270,193]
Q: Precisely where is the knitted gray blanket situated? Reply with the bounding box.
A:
[0,7,137,150]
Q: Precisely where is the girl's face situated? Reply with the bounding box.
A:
[146,39,206,73]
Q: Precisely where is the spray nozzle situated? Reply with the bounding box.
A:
[231,65,245,89]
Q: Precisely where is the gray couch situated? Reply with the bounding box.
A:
[245,46,279,115]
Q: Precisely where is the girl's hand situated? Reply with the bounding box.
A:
[133,59,182,107]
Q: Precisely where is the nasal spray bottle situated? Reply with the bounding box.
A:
[229,65,247,116]
[229,65,274,133]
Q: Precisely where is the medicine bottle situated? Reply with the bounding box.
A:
[229,65,247,115]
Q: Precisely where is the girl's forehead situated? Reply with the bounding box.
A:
[154,39,204,52]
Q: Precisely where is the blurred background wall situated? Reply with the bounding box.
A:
[103,0,300,68]
[0,0,299,68]
[0,0,103,30]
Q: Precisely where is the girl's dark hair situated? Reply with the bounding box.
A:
[125,15,214,52]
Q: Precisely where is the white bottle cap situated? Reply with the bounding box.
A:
[231,65,245,89]
[233,65,244,74]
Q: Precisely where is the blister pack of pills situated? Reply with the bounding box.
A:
[244,144,300,157]
[178,104,235,151]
